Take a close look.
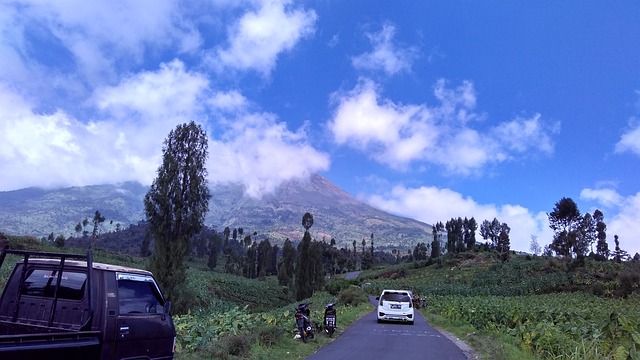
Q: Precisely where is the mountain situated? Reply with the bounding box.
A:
[0,174,432,249]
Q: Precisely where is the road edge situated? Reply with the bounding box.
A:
[434,327,479,360]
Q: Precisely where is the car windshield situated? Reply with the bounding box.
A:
[382,293,410,302]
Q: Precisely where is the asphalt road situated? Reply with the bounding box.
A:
[306,297,472,360]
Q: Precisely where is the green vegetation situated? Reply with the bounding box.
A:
[3,217,640,360]
[355,252,640,360]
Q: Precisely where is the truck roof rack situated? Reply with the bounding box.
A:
[0,247,94,329]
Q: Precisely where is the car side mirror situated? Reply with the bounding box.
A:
[375,296,379,300]
[162,301,171,320]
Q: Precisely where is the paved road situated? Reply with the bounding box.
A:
[306,297,471,360]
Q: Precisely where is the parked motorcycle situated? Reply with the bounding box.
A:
[295,303,314,342]
[323,302,337,337]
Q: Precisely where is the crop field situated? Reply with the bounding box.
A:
[428,293,640,359]
[358,254,640,359]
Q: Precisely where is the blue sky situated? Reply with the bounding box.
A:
[1,1,639,256]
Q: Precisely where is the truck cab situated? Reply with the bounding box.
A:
[0,248,176,360]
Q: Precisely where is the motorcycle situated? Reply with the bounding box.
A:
[323,302,337,337]
[295,303,314,342]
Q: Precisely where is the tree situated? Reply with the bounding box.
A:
[256,239,273,277]
[90,210,105,249]
[594,210,609,259]
[576,212,596,258]
[431,221,444,257]
[278,238,296,287]
[302,212,314,231]
[296,230,313,300]
[498,228,510,262]
[144,121,211,313]
[612,235,629,263]
[208,231,222,269]
[480,218,502,249]
[548,197,581,258]
[54,234,65,248]
[296,213,314,300]
[413,242,428,261]
[530,235,541,256]
[464,217,477,251]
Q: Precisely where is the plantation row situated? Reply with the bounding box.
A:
[427,293,640,359]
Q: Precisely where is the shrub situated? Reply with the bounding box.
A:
[591,282,605,296]
[220,334,251,357]
[254,325,283,347]
[338,286,368,306]
[326,279,353,295]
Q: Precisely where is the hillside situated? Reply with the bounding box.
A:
[0,174,432,249]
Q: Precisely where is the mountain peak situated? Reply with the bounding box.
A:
[0,174,432,250]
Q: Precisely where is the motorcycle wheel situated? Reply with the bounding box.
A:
[327,327,334,337]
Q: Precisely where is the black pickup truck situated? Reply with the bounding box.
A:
[0,248,176,359]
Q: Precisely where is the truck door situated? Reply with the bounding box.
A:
[114,273,175,360]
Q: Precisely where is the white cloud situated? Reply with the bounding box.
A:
[614,119,640,156]
[213,0,317,75]
[328,79,556,174]
[209,113,330,198]
[0,59,329,197]
[352,22,418,75]
[0,0,194,85]
[94,60,209,122]
[581,187,640,257]
[607,192,640,257]
[580,188,623,208]
[366,184,554,253]
[491,114,558,155]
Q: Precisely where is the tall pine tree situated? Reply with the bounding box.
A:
[144,121,211,313]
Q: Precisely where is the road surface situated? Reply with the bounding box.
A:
[306,297,473,360]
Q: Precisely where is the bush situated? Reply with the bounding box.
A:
[338,286,369,306]
[220,334,251,357]
[326,279,353,295]
[254,325,283,347]
[591,282,605,296]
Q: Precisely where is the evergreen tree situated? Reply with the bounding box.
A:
[256,239,273,277]
[296,213,315,300]
[140,230,152,257]
[309,240,325,290]
[91,210,105,249]
[576,212,596,257]
[54,234,65,248]
[594,210,609,259]
[208,232,222,269]
[278,238,296,287]
[480,218,502,249]
[431,221,444,257]
[413,242,428,261]
[144,121,211,313]
[431,238,441,258]
[612,235,629,263]
[498,228,510,262]
[548,197,581,258]
[464,217,477,250]
[295,230,313,300]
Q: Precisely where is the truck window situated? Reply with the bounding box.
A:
[116,273,164,315]
[21,269,86,301]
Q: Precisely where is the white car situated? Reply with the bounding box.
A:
[376,289,414,324]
